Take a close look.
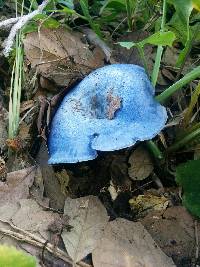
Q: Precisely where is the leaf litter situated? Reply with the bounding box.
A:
[93,218,176,267]
[0,4,200,267]
[23,27,105,87]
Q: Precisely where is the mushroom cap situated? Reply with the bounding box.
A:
[48,64,167,164]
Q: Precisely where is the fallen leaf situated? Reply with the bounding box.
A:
[92,218,176,267]
[55,169,70,196]
[141,206,200,266]
[129,192,169,215]
[83,28,112,62]
[162,47,196,75]
[62,196,109,263]
[36,142,65,210]
[23,27,105,87]
[20,100,34,114]
[128,145,154,181]
[11,199,61,240]
[0,167,35,205]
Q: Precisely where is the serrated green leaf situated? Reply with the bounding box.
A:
[0,246,36,267]
[176,159,200,217]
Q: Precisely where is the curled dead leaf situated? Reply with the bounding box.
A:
[23,27,105,87]
[128,145,154,181]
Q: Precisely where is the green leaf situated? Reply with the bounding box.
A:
[42,17,60,29]
[183,82,200,127]
[28,0,38,9]
[22,22,38,34]
[175,39,191,67]
[167,13,188,45]
[139,31,176,47]
[176,159,200,217]
[119,31,176,50]
[118,41,136,49]
[167,0,193,41]
[192,0,200,11]
[0,0,5,7]
[100,0,127,14]
[34,14,60,29]
[58,0,74,9]
[79,0,102,37]
[0,246,36,267]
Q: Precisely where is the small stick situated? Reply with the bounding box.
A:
[0,224,91,267]
[0,17,19,28]
[2,0,50,56]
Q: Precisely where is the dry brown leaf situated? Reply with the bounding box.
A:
[162,47,195,75]
[62,196,109,263]
[128,146,154,181]
[36,142,65,210]
[11,199,60,239]
[0,166,35,205]
[141,206,200,266]
[23,27,105,87]
[92,218,176,267]
[20,100,34,114]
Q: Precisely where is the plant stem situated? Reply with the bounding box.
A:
[137,45,149,76]
[8,31,23,139]
[156,66,200,103]
[175,26,199,81]
[146,140,164,160]
[151,46,163,86]
[126,0,132,31]
[167,127,200,153]
[151,0,167,86]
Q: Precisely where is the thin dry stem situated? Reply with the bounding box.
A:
[0,223,91,267]
[0,17,19,28]
[2,0,50,56]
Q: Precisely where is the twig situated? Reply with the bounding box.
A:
[0,17,19,28]
[0,223,91,267]
[2,0,50,56]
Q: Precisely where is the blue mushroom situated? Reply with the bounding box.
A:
[48,64,167,164]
